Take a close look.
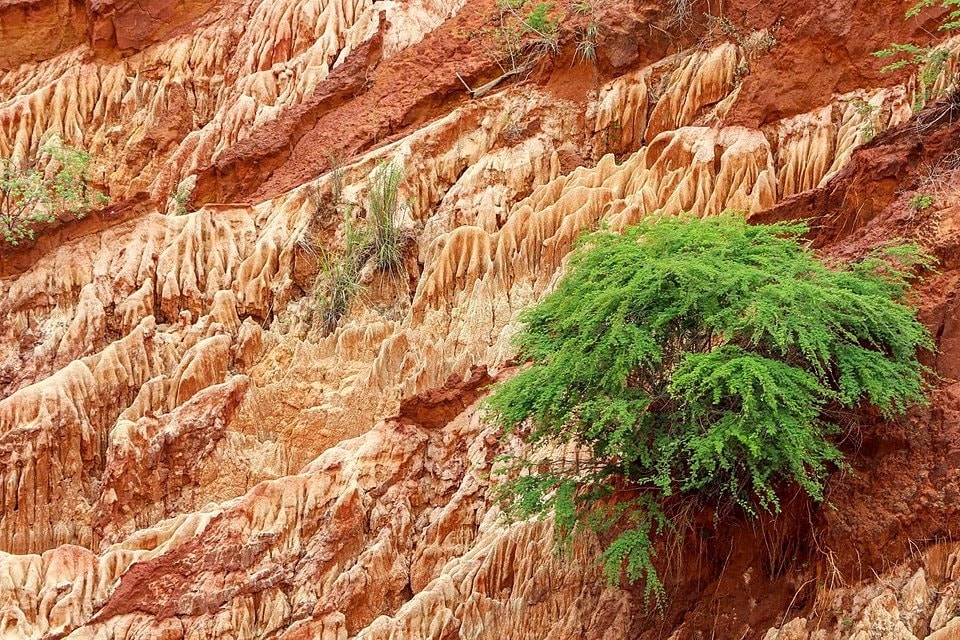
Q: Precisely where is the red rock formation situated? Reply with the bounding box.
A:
[4,0,960,638]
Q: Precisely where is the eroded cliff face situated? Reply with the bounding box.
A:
[3,0,960,637]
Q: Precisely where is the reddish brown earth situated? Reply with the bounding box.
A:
[4,0,960,638]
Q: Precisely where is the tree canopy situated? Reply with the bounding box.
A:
[485,214,933,602]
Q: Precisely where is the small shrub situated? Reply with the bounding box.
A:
[368,160,406,273]
[910,193,936,210]
[487,0,564,74]
[485,214,933,605]
[170,180,195,216]
[524,1,560,38]
[0,139,106,245]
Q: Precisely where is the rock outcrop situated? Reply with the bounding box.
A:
[3,0,960,637]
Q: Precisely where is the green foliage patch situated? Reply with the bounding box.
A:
[874,0,960,111]
[485,214,933,604]
[0,139,106,245]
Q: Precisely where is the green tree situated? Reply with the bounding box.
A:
[485,214,933,603]
[0,139,106,246]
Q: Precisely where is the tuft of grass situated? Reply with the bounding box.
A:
[486,0,563,74]
[575,19,599,64]
[329,152,346,205]
[570,0,591,15]
[317,208,369,332]
[368,160,406,273]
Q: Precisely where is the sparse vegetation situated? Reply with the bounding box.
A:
[909,149,960,215]
[595,119,623,158]
[170,180,195,216]
[575,19,600,65]
[329,152,346,205]
[485,215,933,605]
[368,160,407,273]
[850,97,880,142]
[307,157,408,331]
[910,192,936,210]
[668,0,695,30]
[874,1,960,112]
[316,210,369,332]
[0,139,106,245]
[703,14,778,81]
[570,0,591,15]
[487,0,564,75]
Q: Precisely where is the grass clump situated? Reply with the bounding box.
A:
[575,19,599,64]
[488,0,564,74]
[368,160,406,273]
[485,214,933,605]
[309,157,408,331]
[316,210,369,332]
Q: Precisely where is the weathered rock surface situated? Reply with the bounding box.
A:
[3,0,960,637]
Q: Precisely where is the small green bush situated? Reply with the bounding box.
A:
[488,0,563,73]
[910,193,936,210]
[0,139,106,245]
[170,180,195,216]
[485,214,933,604]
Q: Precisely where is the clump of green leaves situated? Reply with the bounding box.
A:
[874,1,960,111]
[485,214,933,604]
[170,180,195,216]
[0,139,106,245]
[368,160,406,273]
[910,192,936,210]
[907,0,960,30]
